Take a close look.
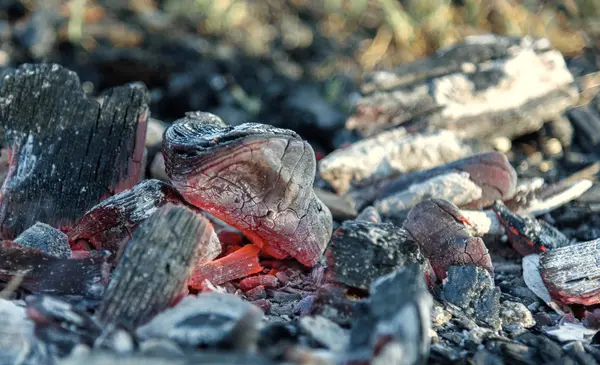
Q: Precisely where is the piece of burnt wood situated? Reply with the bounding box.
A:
[66,179,220,259]
[348,264,432,365]
[26,295,103,357]
[189,244,263,289]
[567,95,600,154]
[96,204,213,328]
[539,238,600,305]
[136,293,263,350]
[0,63,149,239]
[326,220,426,289]
[318,128,475,195]
[372,151,518,212]
[163,111,332,267]
[492,200,571,256]
[0,241,109,298]
[350,35,578,140]
[403,199,493,280]
[441,265,501,329]
[14,222,70,258]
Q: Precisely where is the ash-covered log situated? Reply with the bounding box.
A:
[136,292,262,350]
[65,179,220,258]
[0,63,149,239]
[0,241,109,298]
[163,111,332,267]
[96,204,213,328]
[318,128,475,195]
[403,199,493,280]
[348,264,432,365]
[14,222,70,258]
[539,238,600,305]
[492,200,571,256]
[350,35,578,140]
[326,220,426,290]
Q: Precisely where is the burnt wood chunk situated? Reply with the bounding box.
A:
[403,199,493,280]
[349,264,432,364]
[351,35,578,140]
[492,200,570,255]
[96,204,213,328]
[66,179,207,255]
[14,222,70,258]
[0,241,108,298]
[327,220,426,289]
[0,63,149,239]
[163,111,332,267]
[540,238,600,305]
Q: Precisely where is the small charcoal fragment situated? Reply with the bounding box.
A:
[568,103,600,153]
[0,299,51,365]
[26,295,102,357]
[14,222,70,258]
[308,286,355,326]
[539,238,600,305]
[319,128,474,195]
[136,293,262,350]
[96,204,213,328]
[189,244,263,289]
[403,199,493,280]
[0,64,149,238]
[372,151,518,212]
[239,275,279,292]
[492,200,570,255]
[298,315,349,352]
[0,241,109,298]
[441,265,501,329]
[500,301,535,331]
[327,220,426,289]
[163,111,332,267]
[348,264,432,365]
[66,179,219,259]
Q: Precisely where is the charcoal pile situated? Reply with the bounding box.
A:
[0,12,600,365]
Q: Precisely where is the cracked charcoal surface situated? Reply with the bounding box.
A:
[403,199,493,280]
[163,111,332,267]
[96,204,213,328]
[0,63,149,239]
[441,265,501,329]
[349,264,432,365]
[328,220,425,289]
[14,222,70,258]
[66,179,220,259]
[0,241,108,298]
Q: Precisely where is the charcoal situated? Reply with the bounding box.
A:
[441,265,501,329]
[327,220,426,289]
[163,111,332,267]
[66,179,219,259]
[372,151,518,212]
[96,204,213,328]
[352,35,578,140]
[14,222,70,258]
[189,244,263,289]
[539,238,600,305]
[308,286,355,326]
[298,315,349,352]
[258,322,299,360]
[26,295,102,357]
[239,275,279,292]
[568,104,600,153]
[318,128,475,195]
[349,264,432,365]
[0,64,149,238]
[0,241,109,298]
[499,301,535,331]
[136,293,262,350]
[403,199,493,280]
[0,298,51,365]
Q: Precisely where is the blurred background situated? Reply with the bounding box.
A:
[0,0,598,151]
